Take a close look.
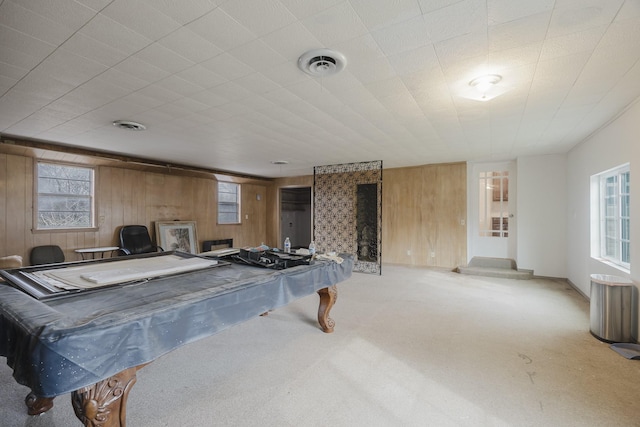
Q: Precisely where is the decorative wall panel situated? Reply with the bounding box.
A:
[314,161,382,274]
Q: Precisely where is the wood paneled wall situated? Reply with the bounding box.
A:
[268,164,466,268]
[2,147,466,269]
[0,152,268,265]
[383,162,467,268]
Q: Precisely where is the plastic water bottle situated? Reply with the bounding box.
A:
[284,237,291,253]
[308,240,316,256]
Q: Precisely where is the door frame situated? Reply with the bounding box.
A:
[278,186,313,249]
[467,161,517,262]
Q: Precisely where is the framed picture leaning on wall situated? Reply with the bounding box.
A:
[155,221,198,254]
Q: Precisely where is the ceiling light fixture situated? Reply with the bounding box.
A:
[112,120,146,131]
[271,160,289,165]
[298,49,346,77]
[468,74,502,99]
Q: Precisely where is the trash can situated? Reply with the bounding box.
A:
[589,274,635,343]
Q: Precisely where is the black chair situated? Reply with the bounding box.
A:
[118,225,163,256]
[30,245,65,265]
[202,239,233,252]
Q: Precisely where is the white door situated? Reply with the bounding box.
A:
[467,161,517,262]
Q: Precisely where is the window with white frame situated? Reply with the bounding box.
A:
[35,161,95,230]
[217,182,240,224]
[596,164,630,269]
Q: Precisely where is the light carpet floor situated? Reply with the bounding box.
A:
[2,265,640,426]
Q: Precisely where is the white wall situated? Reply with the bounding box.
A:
[516,154,568,278]
[566,100,639,299]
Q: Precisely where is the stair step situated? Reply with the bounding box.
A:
[457,257,533,280]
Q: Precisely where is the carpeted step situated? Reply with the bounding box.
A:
[456,256,533,280]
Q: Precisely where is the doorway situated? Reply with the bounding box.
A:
[468,161,517,262]
[279,187,312,249]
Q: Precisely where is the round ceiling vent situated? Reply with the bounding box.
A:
[112,120,146,131]
[298,48,346,77]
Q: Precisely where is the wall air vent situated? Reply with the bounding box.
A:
[297,49,346,77]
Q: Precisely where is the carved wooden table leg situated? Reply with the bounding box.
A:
[25,392,54,415]
[71,366,138,427]
[317,285,338,333]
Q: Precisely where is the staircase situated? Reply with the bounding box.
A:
[457,256,533,280]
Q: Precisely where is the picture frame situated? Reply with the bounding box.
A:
[155,221,198,254]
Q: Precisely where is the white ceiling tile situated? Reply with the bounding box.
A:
[135,44,196,74]
[140,0,219,25]
[99,68,149,93]
[79,13,152,56]
[316,71,363,98]
[209,81,254,102]
[0,46,43,74]
[187,8,256,51]
[119,91,167,110]
[2,0,640,177]
[220,0,297,37]
[38,49,108,87]
[101,0,182,41]
[135,84,184,104]
[16,0,97,31]
[531,54,589,92]
[236,94,277,112]
[260,87,301,106]
[539,26,606,61]
[487,0,555,25]
[423,0,486,44]
[371,15,430,56]
[0,60,29,81]
[72,103,138,127]
[615,0,640,21]
[350,0,422,32]
[155,75,205,97]
[0,25,56,63]
[487,42,543,69]
[200,53,254,80]
[113,56,171,85]
[0,2,76,46]
[0,76,15,94]
[176,66,227,90]
[346,55,397,85]
[131,107,180,125]
[261,21,322,61]
[548,0,624,38]
[152,102,195,119]
[488,12,551,52]
[278,0,344,20]
[61,32,129,67]
[234,73,281,95]
[158,27,223,63]
[435,31,487,68]
[228,39,288,71]
[9,70,73,104]
[75,0,112,12]
[416,0,465,15]
[190,89,231,108]
[389,45,440,76]
[301,2,369,46]
[260,62,310,87]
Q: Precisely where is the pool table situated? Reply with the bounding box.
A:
[0,252,353,426]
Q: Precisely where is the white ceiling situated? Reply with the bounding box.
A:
[1,0,639,178]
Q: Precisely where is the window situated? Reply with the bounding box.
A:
[35,161,95,230]
[218,182,240,224]
[479,171,509,237]
[596,164,630,269]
